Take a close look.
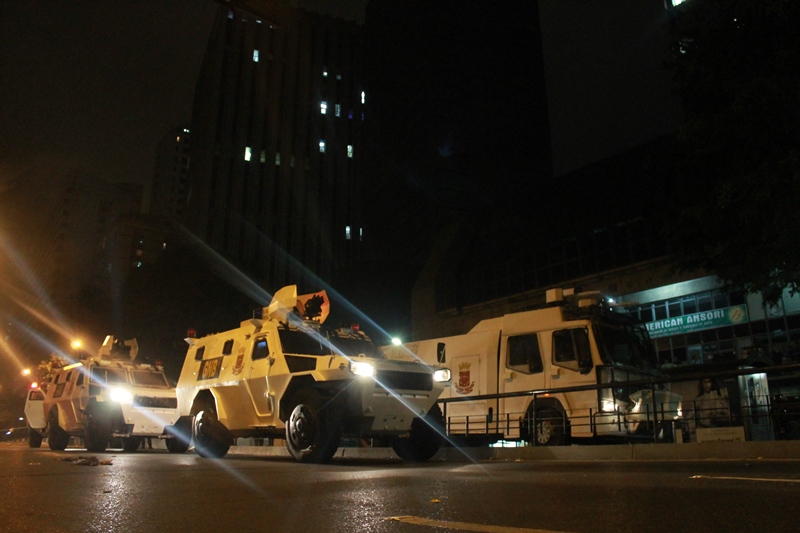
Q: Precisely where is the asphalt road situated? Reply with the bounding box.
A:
[1,442,799,533]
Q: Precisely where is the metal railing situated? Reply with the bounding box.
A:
[437,363,800,445]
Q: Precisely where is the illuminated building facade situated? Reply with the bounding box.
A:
[185,1,366,291]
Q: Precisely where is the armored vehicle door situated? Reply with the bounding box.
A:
[245,335,274,416]
[69,368,89,425]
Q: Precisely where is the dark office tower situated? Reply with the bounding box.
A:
[150,127,191,220]
[185,1,365,291]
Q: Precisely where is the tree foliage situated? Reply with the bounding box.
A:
[665,0,800,302]
[36,353,69,383]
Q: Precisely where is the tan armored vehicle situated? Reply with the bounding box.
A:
[27,336,185,453]
[173,286,451,463]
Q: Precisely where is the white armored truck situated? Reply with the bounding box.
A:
[173,285,451,463]
[384,288,681,446]
[27,336,184,453]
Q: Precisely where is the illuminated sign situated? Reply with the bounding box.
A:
[645,304,748,339]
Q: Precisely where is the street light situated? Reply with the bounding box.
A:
[71,339,82,350]
[21,368,31,377]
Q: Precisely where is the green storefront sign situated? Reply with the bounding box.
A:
[645,304,748,339]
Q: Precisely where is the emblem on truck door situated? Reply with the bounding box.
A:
[456,362,475,394]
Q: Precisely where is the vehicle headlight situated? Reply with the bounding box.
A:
[601,400,618,412]
[433,368,451,383]
[349,361,375,377]
[110,387,133,404]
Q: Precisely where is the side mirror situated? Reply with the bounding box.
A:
[437,342,446,364]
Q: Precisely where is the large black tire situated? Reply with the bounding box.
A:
[192,399,231,458]
[530,407,567,446]
[47,409,70,451]
[84,412,111,453]
[165,419,191,454]
[284,388,342,464]
[28,428,43,449]
[391,404,444,462]
[123,437,142,453]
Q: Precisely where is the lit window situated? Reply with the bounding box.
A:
[176,136,181,142]
[319,141,325,153]
[348,109,353,119]
[290,156,295,167]
[253,50,260,62]
[183,128,189,133]
[361,91,365,104]
[275,153,281,166]
[256,19,261,24]
[260,150,266,163]
[359,228,363,241]
[136,261,143,268]
[162,242,167,250]
[323,68,328,77]
[244,147,252,161]
[335,104,341,117]
[228,10,234,20]
[347,145,353,158]
[320,101,327,114]
[345,226,351,240]
[336,74,342,80]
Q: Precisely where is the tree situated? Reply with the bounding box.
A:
[665,0,800,302]
[36,353,69,383]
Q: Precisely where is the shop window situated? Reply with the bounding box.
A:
[713,293,729,309]
[668,302,682,317]
[717,326,734,340]
[698,294,713,312]
[654,303,667,321]
[672,346,687,365]
[683,297,697,314]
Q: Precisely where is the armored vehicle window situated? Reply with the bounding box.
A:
[91,367,128,385]
[65,371,73,382]
[77,371,85,386]
[507,334,543,374]
[252,337,270,360]
[278,329,330,356]
[552,328,592,372]
[131,370,170,388]
[194,346,205,361]
[222,339,235,355]
[329,335,383,358]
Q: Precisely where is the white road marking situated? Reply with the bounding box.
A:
[384,515,574,533]
[691,475,800,483]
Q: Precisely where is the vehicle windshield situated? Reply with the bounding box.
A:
[277,328,383,358]
[593,321,658,371]
[131,370,170,388]
[91,367,128,385]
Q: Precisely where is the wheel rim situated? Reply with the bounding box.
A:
[537,420,553,444]
[287,404,316,451]
[194,410,214,440]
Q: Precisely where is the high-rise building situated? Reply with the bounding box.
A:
[184,1,367,292]
[149,126,191,220]
[361,0,683,337]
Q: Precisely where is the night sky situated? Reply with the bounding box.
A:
[0,1,218,192]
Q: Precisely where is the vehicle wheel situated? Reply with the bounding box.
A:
[192,400,231,458]
[28,428,43,449]
[165,419,191,454]
[123,437,142,453]
[47,409,70,451]
[84,413,111,453]
[284,388,342,463]
[531,407,566,446]
[391,404,444,462]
